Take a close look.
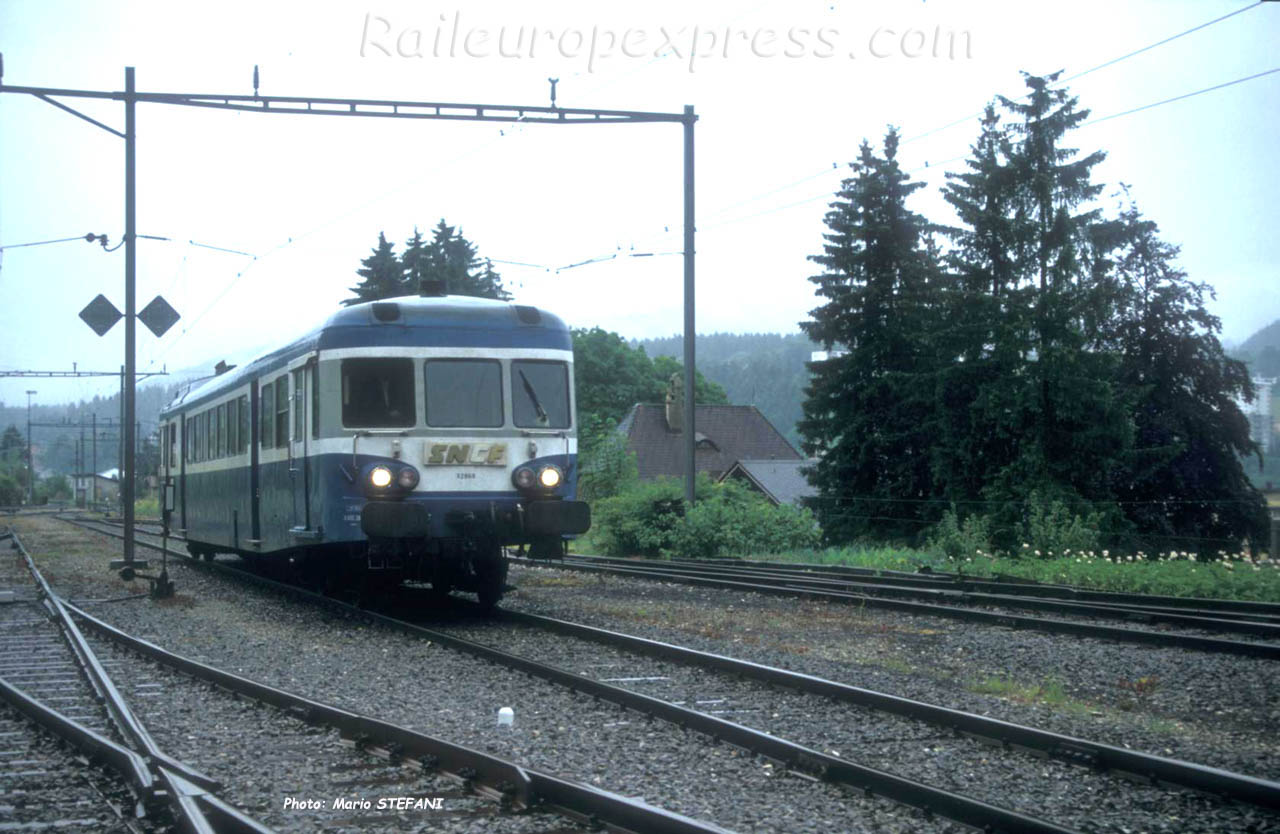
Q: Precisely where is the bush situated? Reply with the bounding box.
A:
[591,475,821,559]
[927,509,994,561]
[1018,489,1103,557]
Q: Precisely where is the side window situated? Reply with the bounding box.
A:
[310,364,319,439]
[169,423,177,468]
[292,369,304,442]
[227,401,238,456]
[203,411,211,461]
[184,419,191,462]
[275,376,289,446]
[261,381,274,448]
[216,404,226,459]
[239,396,250,454]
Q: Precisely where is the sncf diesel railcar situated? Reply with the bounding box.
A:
[157,293,590,605]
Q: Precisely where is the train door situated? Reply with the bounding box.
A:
[289,362,312,532]
[163,420,178,533]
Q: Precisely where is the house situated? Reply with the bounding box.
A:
[73,472,120,507]
[617,394,803,482]
[718,459,817,507]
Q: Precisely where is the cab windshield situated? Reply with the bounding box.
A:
[512,360,570,429]
[342,358,415,428]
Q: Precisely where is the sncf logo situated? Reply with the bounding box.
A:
[423,442,508,466]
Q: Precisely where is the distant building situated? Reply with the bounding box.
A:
[617,400,803,482]
[73,472,119,507]
[718,459,817,507]
[1237,377,1276,454]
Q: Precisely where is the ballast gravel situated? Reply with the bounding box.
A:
[14,515,1280,833]
[15,517,959,834]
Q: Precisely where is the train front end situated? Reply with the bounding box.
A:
[314,296,590,605]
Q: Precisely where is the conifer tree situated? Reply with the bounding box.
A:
[421,220,512,300]
[343,232,404,306]
[799,129,944,543]
[401,227,430,293]
[1105,202,1267,551]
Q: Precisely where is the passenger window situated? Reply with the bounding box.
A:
[275,377,289,444]
[292,369,304,441]
[227,402,238,455]
[216,404,226,458]
[310,365,319,439]
[239,396,249,454]
[261,382,274,448]
[512,360,571,429]
[424,360,502,427]
[342,359,415,428]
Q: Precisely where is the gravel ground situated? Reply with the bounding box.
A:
[433,610,1277,834]
[84,634,591,834]
[499,564,1280,781]
[0,703,162,833]
[11,516,962,834]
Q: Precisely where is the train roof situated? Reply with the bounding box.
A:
[163,295,571,413]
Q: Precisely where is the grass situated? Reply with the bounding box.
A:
[967,674,1093,715]
[754,545,1280,603]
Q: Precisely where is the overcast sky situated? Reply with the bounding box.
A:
[2,0,1277,409]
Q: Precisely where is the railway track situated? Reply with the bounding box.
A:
[510,554,1280,659]
[63,516,1280,833]
[12,518,740,834]
[0,524,267,833]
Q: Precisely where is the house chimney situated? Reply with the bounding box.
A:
[664,372,683,433]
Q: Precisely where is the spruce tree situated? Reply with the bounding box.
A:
[401,227,429,293]
[421,220,512,300]
[1105,203,1267,552]
[343,232,404,306]
[799,129,944,544]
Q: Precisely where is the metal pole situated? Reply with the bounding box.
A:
[91,413,97,506]
[682,105,696,505]
[25,390,36,503]
[123,66,136,561]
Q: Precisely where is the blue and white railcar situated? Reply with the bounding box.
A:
[157,293,590,605]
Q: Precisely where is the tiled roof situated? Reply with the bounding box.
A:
[720,459,817,506]
[618,404,802,481]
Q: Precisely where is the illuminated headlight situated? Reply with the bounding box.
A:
[538,465,562,489]
[397,466,420,490]
[369,466,393,489]
[513,467,537,490]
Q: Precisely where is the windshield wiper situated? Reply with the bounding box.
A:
[518,369,549,424]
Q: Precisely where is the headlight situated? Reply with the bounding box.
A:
[538,465,562,489]
[369,466,393,489]
[397,466,420,490]
[513,467,537,490]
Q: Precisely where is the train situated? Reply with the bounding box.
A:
[157,289,590,605]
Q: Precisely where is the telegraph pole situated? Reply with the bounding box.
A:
[122,66,136,560]
[25,390,36,504]
[682,105,696,504]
